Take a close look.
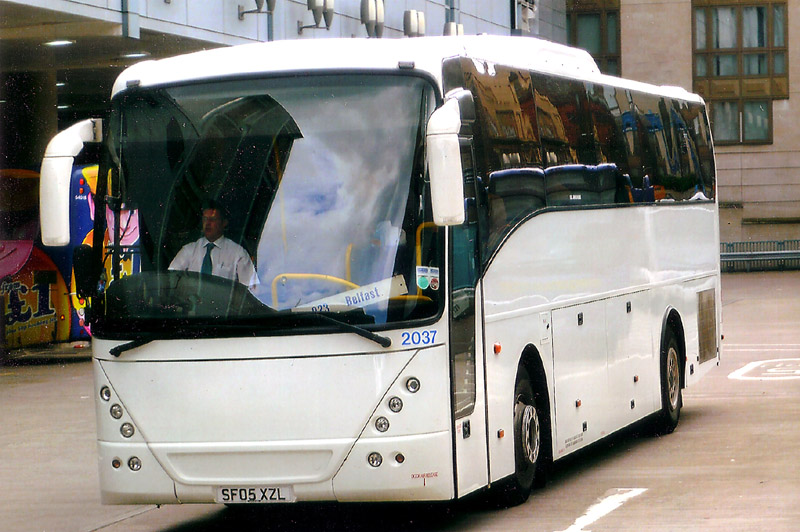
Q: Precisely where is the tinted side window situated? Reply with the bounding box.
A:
[586,83,630,176]
[683,102,716,199]
[630,91,713,202]
[460,59,542,174]
[650,98,697,200]
[532,74,598,167]
[628,91,664,192]
[663,100,716,200]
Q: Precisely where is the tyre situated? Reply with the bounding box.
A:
[492,367,542,506]
[654,326,682,435]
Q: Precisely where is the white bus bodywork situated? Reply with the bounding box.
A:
[42,35,720,505]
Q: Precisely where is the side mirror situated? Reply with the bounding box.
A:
[40,118,103,246]
[73,244,97,299]
[426,90,471,226]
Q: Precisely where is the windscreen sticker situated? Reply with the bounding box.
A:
[416,266,440,291]
[296,275,407,313]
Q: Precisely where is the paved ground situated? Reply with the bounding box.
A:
[1,272,798,531]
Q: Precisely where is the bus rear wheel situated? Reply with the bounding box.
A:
[654,326,682,434]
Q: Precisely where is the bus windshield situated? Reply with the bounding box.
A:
[93,74,441,336]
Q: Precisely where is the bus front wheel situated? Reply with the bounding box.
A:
[494,367,541,506]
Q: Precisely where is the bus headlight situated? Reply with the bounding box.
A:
[388,396,403,412]
[110,404,123,419]
[120,423,135,438]
[406,377,420,393]
[100,386,112,401]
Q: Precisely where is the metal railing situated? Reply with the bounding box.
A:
[720,240,800,272]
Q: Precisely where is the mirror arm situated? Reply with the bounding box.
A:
[40,119,103,247]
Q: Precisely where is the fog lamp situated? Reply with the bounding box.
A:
[368,452,383,467]
[100,386,111,401]
[128,457,142,471]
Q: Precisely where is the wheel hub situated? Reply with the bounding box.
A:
[520,403,540,464]
[667,346,680,410]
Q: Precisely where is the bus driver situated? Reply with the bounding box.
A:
[168,201,258,289]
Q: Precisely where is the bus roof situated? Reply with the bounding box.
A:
[111,35,702,104]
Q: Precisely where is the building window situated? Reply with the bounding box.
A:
[693,1,787,145]
[566,0,620,76]
[710,100,771,144]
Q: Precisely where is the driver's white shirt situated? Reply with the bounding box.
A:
[168,236,258,287]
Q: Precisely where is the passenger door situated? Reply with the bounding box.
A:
[449,203,489,498]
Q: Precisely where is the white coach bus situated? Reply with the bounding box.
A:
[40,35,720,506]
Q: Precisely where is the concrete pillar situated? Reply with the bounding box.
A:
[0,71,58,170]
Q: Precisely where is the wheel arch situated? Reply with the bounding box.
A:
[662,308,687,389]
[518,344,552,461]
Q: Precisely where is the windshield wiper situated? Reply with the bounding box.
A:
[108,312,392,356]
[301,313,392,348]
[109,334,162,357]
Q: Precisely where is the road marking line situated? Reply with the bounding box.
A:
[728,358,800,380]
[555,488,647,532]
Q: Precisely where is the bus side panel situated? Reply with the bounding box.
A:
[482,204,718,479]
[483,207,653,480]
[604,291,657,430]
[551,300,608,457]
[645,203,721,388]
[645,204,719,285]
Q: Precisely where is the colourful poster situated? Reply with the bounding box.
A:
[2,246,71,349]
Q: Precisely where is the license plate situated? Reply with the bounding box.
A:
[216,486,296,504]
